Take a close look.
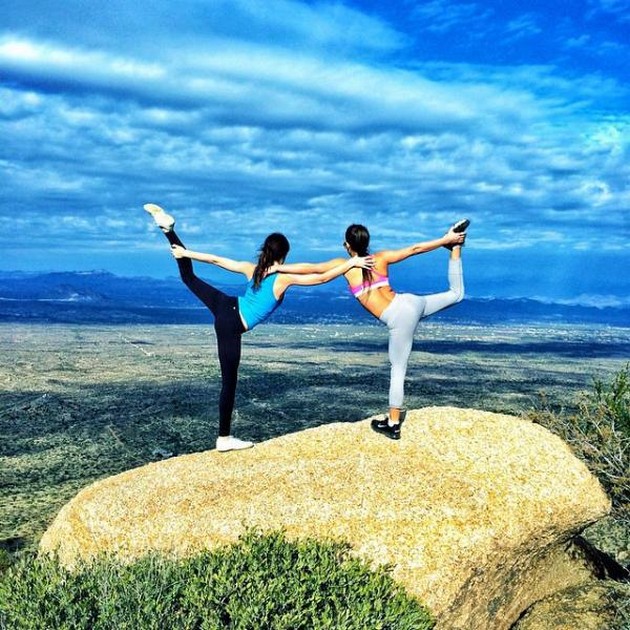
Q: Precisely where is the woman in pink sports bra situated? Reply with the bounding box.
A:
[274,219,468,440]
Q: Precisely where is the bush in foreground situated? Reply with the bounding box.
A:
[0,530,433,630]
[526,366,630,630]
[526,364,630,518]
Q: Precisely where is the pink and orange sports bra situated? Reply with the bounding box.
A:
[349,271,390,298]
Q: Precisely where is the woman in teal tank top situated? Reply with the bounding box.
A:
[144,203,373,452]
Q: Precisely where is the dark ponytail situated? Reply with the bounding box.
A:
[253,233,290,289]
[345,224,373,285]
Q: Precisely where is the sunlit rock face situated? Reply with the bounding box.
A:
[40,407,609,630]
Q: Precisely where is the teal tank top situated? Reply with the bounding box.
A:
[238,274,282,329]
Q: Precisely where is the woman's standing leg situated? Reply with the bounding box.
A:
[214,308,244,437]
[373,248,464,440]
[374,295,424,439]
[387,310,417,420]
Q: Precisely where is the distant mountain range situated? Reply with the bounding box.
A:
[0,271,627,327]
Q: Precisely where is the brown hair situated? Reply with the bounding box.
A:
[345,224,372,285]
[252,233,290,289]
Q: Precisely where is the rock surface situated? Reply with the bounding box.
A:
[40,407,610,630]
[584,516,630,571]
[513,581,630,630]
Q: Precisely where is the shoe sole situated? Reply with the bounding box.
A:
[143,203,166,216]
[370,422,401,440]
[217,447,254,452]
[452,218,470,233]
[143,203,175,230]
[216,442,254,452]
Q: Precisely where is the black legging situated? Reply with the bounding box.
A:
[164,231,245,436]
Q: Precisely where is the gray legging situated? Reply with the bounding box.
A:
[379,259,464,408]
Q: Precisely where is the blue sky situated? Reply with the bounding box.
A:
[2,0,629,305]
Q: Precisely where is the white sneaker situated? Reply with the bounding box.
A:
[216,436,254,452]
[143,203,175,232]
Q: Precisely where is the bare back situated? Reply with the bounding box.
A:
[344,252,395,319]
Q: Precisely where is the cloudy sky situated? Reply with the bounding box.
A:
[2,0,629,304]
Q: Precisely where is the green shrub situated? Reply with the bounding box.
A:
[608,583,630,630]
[0,530,433,630]
[0,550,13,575]
[526,364,630,517]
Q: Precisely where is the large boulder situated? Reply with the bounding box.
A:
[40,407,610,630]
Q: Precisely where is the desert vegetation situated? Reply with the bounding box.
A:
[1,322,628,627]
[0,531,433,629]
[526,364,630,630]
[527,364,629,520]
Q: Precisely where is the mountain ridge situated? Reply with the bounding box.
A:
[0,270,627,326]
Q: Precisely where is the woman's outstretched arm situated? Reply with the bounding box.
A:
[269,258,346,274]
[380,229,464,264]
[275,256,373,291]
[171,244,254,277]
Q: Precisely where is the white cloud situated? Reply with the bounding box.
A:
[588,0,630,23]
[0,36,165,81]
[0,34,544,137]
[0,1,628,297]
[564,34,591,49]
[505,13,542,40]
[409,0,494,35]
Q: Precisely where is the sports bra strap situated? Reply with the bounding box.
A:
[349,271,389,297]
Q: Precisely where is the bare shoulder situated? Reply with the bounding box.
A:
[372,250,392,265]
[272,272,292,297]
[377,247,408,265]
[242,261,256,280]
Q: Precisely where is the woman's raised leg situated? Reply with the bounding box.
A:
[420,248,464,318]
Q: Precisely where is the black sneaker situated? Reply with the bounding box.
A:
[445,219,470,249]
[371,418,401,440]
[451,218,470,233]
